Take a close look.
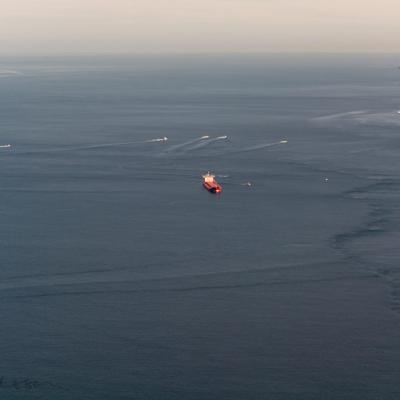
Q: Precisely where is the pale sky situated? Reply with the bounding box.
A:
[1,0,399,54]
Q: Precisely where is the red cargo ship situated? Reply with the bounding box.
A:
[202,172,222,194]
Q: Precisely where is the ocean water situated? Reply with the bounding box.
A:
[0,54,400,399]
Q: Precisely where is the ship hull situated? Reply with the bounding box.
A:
[203,182,222,194]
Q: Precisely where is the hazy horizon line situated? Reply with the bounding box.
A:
[1,50,400,58]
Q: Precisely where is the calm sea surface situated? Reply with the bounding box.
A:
[1,54,400,399]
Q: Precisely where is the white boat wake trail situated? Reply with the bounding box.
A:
[68,137,168,150]
[162,136,209,154]
[11,138,167,155]
[240,140,288,152]
[185,136,228,152]
[67,140,150,150]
